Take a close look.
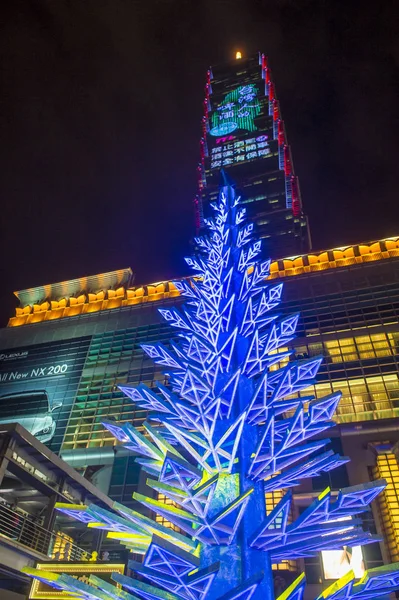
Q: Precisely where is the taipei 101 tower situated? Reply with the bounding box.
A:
[195,52,311,260]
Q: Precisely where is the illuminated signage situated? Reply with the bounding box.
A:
[0,351,29,361]
[0,337,91,452]
[29,563,124,599]
[209,134,271,169]
[0,363,69,383]
[210,84,261,136]
[322,545,365,580]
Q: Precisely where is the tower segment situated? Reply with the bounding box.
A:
[195,52,311,259]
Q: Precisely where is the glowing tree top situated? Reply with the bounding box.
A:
[24,176,399,600]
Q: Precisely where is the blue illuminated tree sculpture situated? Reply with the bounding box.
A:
[24,176,399,600]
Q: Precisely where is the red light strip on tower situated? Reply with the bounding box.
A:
[278,121,285,146]
[261,54,303,218]
[200,139,205,160]
[268,81,275,101]
[291,176,301,217]
[202,116,207,138]
[284,146,292,177]
[193,196,201,231]
[273,100,280,122]
[195,71,215,233]
[203,98,209,119]
[261,54,267,72]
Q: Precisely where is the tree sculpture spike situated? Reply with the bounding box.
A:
[24,179,399,599]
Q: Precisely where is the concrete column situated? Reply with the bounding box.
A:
[93,529,104,555]
[0,456,10,489]
[42,494,58,531]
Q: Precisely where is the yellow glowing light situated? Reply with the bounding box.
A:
[235,51,242,59]
[318,487,331,501]
[36,563,124,572]
[276,573,305,600]
[320,570,355,599]
[26,563,125,599]
[106,532,149,542]
[372,452,399,561]
[9,235,399,327]
[55,503,86,511]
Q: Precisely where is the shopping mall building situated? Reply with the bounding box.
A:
[1,53,399,595]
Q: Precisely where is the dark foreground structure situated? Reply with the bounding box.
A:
[0,423,124,599]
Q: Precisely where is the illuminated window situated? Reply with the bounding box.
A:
[269,347,289,372]
[156,493,181,532]
[372,452,399,562]
[305,342,320,357]
[339,338,358,361]
[51,531,74,560]
[355,335,375,359]
[282,374,399,423]
[241,195,268,204]
[324,333,394,363]
[388,332,399,352]
[265,490,296,572]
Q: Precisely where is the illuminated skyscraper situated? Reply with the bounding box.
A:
[196,52,311,259]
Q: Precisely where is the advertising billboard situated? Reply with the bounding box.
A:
[0,336,91,453]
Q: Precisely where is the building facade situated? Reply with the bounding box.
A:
[1,237,399,594]
[195,52,310,259]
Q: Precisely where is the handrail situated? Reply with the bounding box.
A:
[0,503,90,560]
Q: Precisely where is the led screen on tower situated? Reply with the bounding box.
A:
[209,134,272,170]
[206,82,274,171]
[209,83,263,137]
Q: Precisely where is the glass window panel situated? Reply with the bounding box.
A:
[325,347,341,356]
[325,340,339,348]
[388,333,399,352]
[309,343,323,356]
[324,341,343,363]
[314,383,332,395]
[358,348,375,359]
[339,339,356,347]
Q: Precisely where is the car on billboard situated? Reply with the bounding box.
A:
[0,390,61,443]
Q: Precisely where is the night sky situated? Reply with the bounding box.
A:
[1,1,398,325]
